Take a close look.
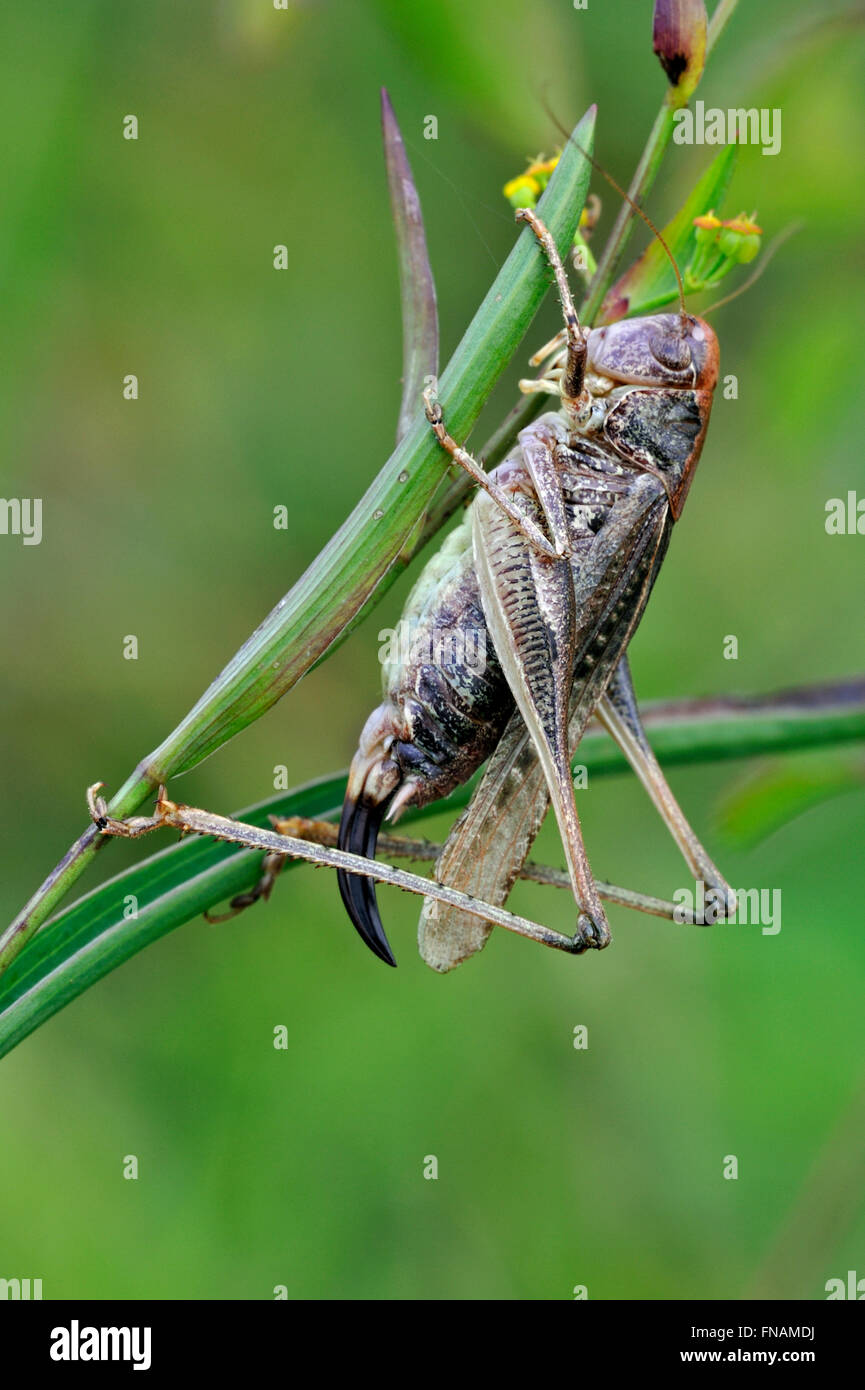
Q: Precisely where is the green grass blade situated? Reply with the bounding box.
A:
[381,88,439,444]
[0,775,341,1056]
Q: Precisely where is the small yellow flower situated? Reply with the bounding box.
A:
[525,155,559,181]
[693,210,722,231]
[721,212,762,236]
[503,153,561,205]
[503,174,541,202]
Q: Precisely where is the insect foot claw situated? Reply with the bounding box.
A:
[86,781,111,829]
[86,781,177,839]
[86,781,137,836]
[422,385,442,425]
[700,880,737,925]
[574,912,611,952]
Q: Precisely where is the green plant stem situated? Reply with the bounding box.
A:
[582,100,676,324]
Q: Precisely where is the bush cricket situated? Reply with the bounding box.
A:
[88,163,737,970]
[336,202,734,967]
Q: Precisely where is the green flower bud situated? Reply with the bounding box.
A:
[717,214,763,263]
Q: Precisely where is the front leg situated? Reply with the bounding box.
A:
[423,387,560,559]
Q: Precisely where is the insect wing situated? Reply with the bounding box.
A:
[419,466,670,970]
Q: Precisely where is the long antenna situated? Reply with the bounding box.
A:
[541,97,688,332]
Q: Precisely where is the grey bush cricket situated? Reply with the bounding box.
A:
[87,125,737,971]
[336,199,734,967]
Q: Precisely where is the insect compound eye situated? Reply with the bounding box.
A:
[648,326,692,372]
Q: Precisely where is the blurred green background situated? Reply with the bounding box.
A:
[1,0,864,1300]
